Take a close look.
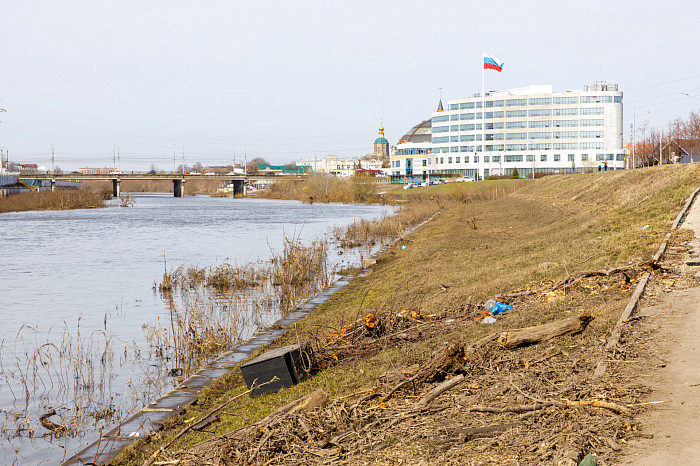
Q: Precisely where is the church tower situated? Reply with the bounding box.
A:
[373,123,389,158]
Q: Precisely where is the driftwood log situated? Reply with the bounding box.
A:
[474,313,594,350]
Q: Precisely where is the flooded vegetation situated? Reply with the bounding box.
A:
[0,189,106,213]
[0,195,390,463]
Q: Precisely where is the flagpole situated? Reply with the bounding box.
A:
[481,52,485,181]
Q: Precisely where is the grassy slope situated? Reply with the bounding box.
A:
[117,164,700,464]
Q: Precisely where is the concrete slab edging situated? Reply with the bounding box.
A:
[62,207,441,465]
[593,187,700,378]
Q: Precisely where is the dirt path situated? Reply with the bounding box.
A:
[617,199,700,465]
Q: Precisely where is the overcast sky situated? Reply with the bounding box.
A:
[2,0,700,170]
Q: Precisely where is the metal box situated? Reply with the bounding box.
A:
[240,344,312,397]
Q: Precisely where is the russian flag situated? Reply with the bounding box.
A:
[483,52,504,72]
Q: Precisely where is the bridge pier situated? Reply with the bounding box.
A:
[173,179,186,197]
[112,179,121,198]
[232,179,246,196]
[51,178,56,192]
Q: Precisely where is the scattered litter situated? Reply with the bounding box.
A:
[127,432,141,438]
[482,299,512,314]
[491,302,512,314]
[641,224,649,230]
[479,315,497,325]
[578,453,597,466]
[401,245,407,250]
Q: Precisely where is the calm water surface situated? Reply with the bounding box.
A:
[0,194,389,464]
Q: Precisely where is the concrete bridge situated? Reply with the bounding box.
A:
[18,173,282,197]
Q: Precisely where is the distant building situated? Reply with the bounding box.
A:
[295,155,382,177]
[391,81,625,180]
[78,167,113,175]
[373,124,389,158]
[390,118,433,182]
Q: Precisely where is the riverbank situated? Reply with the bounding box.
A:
[114,165,700,465]
[0,189,106,213]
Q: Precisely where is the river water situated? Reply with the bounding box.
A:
[0,194,389,464]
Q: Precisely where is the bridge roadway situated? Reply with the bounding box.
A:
[19,173,294,197]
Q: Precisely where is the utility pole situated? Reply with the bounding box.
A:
[113,144,116,171]
[51,143,55,174]
[173,144,176,173]
[118,146,121,173]
[182,143,185,174]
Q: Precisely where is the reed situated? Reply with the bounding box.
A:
[0,190,105,213]
[262,174,386,204]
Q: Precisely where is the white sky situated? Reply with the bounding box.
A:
[2,0,700,170]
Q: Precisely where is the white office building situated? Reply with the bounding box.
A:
[393,81,624,181]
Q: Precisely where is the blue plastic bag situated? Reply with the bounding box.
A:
[491,302,512,314]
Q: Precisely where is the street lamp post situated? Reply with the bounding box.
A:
[681,92,699,163]
[646,110,663,165]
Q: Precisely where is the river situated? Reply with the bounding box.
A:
[0,194,389,464]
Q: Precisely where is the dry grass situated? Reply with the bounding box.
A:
[262,174,386,204]
[0,190,105,213]
[112,165,700,465]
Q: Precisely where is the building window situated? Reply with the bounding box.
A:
[464,156,470,163]
[529,132,552,139]
[484,156,490,162]
[440,157,444,164]
[553,131,578,139]
[614,96,622,103]
[433,125,450,133]
[450,125,459,131]
[553,120,578,127]
[461,124,475,131]
[580,131,604,138]
[528,143,551,150]
[554,96,579,104]
[506,132,526,140]
[506,110,527,118]
[505,144,527,151]
[492,155,501,162]
[506,98,527,106]
[506,121,527,129]
[529,120,552,128]
[450,136,458,142]
[461,113,475,120]
[580,107,604,115]
[553,143,578,150]
[529,98,552,105]
[460,102,475,109]
[581,95,613,103]
[568,154,575,162]
[581,142,604,149]
[581,119,603,126]
[554,154,561,161]
[432,115,449,123]
[456,157,460,163]
[553,108,578,116]
[581,154,588,161]
[529,109,552,117]
[448,157,452,163]
[433,136,449,143]
[422,160,427,166]
[450,114,459,121]
[450,103,459,110]
[505,154,523,162]
[474,156,479,163]
[526,154,535,162]
[540,154,547,162]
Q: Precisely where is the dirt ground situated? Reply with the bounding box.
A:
[615,198,700,465]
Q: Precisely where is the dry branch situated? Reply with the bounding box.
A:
[414,374,465,409]
[472,314,594,351]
